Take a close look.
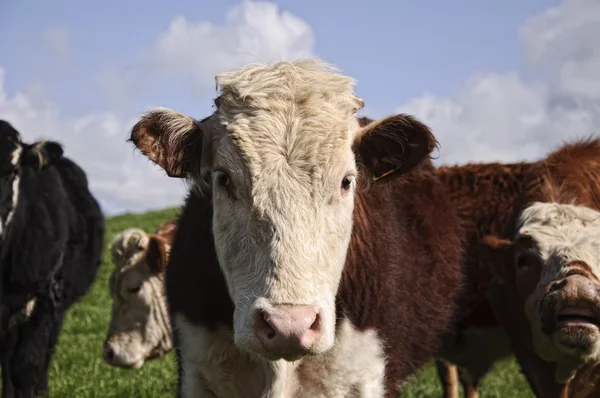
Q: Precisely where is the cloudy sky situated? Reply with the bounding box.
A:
[1,0,598,215]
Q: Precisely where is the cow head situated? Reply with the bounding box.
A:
[484,202,600,383]
[0,120,63,236]
[104,224,174,368]
[128,59,437,361]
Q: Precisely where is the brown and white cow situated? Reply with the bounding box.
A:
[103,220,177,369]
[429,139,600,397]
[128,59,465,397]
[482,199,600,398]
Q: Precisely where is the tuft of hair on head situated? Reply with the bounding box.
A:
[213,58,364,117]
[110,228,149,267]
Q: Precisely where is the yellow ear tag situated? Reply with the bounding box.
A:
[372,167,400,182]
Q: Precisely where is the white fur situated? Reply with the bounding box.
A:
[138,59,367,358]
[189,59,363,358]
[8,297,37,329]
[1,145,23,236]
[516,202,600,369]
[174,313,386,397]
[105,228,172,368]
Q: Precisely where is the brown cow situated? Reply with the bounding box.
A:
[128,59,465,397]
[103,220,177,369]
[360,116,600,396]
[434,139,600,397]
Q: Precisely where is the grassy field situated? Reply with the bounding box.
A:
[9,207,535,397]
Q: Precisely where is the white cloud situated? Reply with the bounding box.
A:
[100,1,314,107]
[397,0,600,166]
[0,1,315,215]
[0,68,188,214]
[150,1,314,86]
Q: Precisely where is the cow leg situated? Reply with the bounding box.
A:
[34,308,66,397]
[9,296,57,398]
[457,368,480,398]
[1,326,19,398]
[435,359,459,398]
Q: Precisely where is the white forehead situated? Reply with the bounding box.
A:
[110,228,149,269]
[517,202,600,268]
[212,59,363,197]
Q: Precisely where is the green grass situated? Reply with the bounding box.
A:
[5,207,534,397]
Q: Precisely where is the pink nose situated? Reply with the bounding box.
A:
[254,304,321,357]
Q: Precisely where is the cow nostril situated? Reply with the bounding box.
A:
[104,346,115,362]
[309,313,321,332]
[549,279,568,293]
[258,311,277,340]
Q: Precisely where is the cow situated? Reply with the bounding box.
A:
[0,120,105,397]
[103,220,177,369]
[426,138,600,398]
[482,199,600,398]
[128,58,465,397]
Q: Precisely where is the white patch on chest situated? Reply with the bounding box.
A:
[175,314,386,397]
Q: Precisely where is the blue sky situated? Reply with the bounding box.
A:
[1,0,598,215]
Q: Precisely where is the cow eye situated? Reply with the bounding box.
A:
[128,285,141,294]
[515,253,533,271]
[217,172,230,188]
[341,175,355,193]
[214,170,235,198]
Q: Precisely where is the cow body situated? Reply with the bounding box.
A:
[129,59,464,397]
[166,157,464,397]
[432,138,600,397]
[0,120,104,397]
[103,220,176,369]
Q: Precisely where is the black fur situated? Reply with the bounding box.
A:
[0,120,105,397]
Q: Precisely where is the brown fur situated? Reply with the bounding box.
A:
[165,151,465,396]
[435,137,600,397]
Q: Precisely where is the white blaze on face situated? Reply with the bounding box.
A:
[515,202,600,365]
[205,60,363,358]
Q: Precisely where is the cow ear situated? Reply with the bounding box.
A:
[129,107,204,178]
[146,236,169,274]
[22,141,63,169]
[155,221,177,237]
[481,235,515,285]
[353,114,438,182]
[356,116,374,127]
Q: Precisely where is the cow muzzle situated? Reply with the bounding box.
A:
[102,340,145,369]
[253,304,322,361]
[540,275,600,356]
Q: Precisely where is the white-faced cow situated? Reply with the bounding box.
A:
[128,59,464,397]
[103,220,176,369]
[0,120,105,397]
[483,201,600,397]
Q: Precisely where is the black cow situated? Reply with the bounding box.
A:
[0,120,105,398]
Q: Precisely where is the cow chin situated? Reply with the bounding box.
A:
[232,295,336,362]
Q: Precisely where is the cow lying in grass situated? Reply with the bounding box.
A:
[483,199,600,397]
[128,59,465,397]
[0,120,105,397]
[103,220,177,369]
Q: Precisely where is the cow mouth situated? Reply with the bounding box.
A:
[555,306,600,329]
